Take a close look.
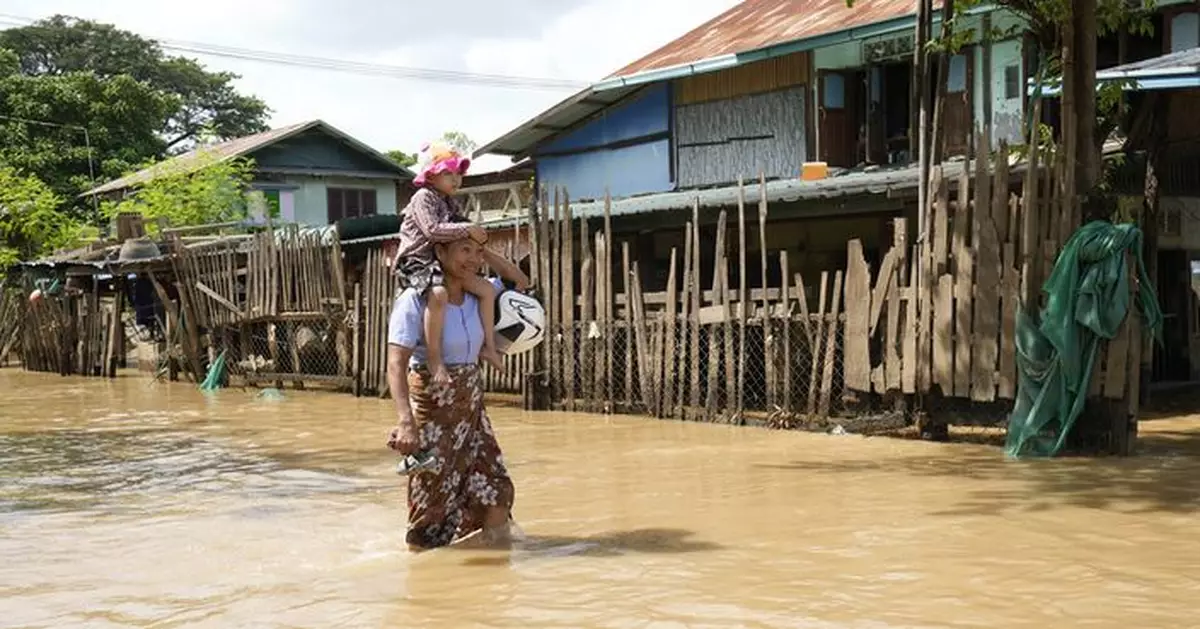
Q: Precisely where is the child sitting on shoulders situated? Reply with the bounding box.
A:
[393,140,524,384]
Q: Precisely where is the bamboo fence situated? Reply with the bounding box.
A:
[510,143,1144,430]
[18,286,122,377]
[5,144,1145,444]
[0,286,21,366]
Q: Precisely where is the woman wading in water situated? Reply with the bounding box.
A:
[386,234,529,551]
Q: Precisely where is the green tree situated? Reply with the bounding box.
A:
[0,15,269,151]
[0,68,177,213]
[440,130,477,156]
[387,150,417,168]
[0,167,83,268]
[0,48,17,77]
[848,0,1151,192]
[100,151,258,233]
[0,15,270,218]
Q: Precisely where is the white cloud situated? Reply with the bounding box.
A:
[1,0,739,173]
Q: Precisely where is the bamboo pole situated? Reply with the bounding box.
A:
[758,173,772,410]
[663,248,678,418]
[603,189,615,407]
[689,199,703,413]
[736,178,748,419]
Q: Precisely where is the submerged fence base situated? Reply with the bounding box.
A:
[5,144,1154,455]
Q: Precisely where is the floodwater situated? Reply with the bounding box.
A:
[2,371,1200,629]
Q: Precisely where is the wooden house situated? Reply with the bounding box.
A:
[476,0,1200,294]
[83,119,415,226]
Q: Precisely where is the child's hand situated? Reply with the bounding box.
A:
[467,224,488,244]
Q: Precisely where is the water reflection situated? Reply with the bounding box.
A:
[0,425,371,515]
[758,420,1200,516]
[3,369,1200,628]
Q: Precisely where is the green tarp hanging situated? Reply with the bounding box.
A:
[1006,221,1164,459]
[199,350,227,391]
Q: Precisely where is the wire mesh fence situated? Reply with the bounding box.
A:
[484,311,1018,443]
[520,314,878,428]
[209,318,356,392]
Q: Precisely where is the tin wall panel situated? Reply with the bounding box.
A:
[675,86,807,188]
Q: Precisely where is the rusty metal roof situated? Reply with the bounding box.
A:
[84,120,413,197]
[610,0,924,78]
[478,0,949,159]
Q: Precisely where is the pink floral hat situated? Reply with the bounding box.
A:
[413,140,471,186]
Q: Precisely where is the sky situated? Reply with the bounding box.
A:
[0,0,740,173]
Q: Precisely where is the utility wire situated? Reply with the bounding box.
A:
[0,13,590,92]
[0,114,99,212]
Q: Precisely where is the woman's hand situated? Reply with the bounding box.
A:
[390,419,420,454]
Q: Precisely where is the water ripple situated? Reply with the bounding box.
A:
[0,427,369,515]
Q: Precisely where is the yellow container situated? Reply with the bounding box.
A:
[801,161,829,181]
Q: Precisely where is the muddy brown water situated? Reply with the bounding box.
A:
[2,370,1200,628]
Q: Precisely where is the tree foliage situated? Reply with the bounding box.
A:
[440,130,477,156]
[0,16,270,151]
[387,150,417,168]
[0,166,84,268]
[99,152,259,234]
[0,69,176,212]
[0,15,270,218]
[846,0,1154,155]
[844,0,1155,45]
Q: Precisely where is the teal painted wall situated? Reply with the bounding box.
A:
[808,8,1029,157]
[987,38,1026,145]
[252,175,398,226]
[239,126,403,226]
[251,129,396,174]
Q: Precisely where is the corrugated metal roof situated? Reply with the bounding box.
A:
[472,84,644,159]
[1097,47,1200,77]
[611,0,924,78]
[481,163,970,229]
[84,120,414,197]
[478,0,958,159]
[1035,49,1200,97]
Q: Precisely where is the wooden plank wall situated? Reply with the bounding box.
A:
[0,288,22,365]
[840,144,1024,403]
[9,144,1146,435]
[511,142,1142,422]
[18,290,120,377]
[522,185,852,422]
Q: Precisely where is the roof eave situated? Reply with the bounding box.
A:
[597,4,1000,93]
[592,54,741,91]
[1031,72,1200,96]
[479,4,1002,159]
[80,119,413,197]
[473,86,638,159]
[312,120,416,179]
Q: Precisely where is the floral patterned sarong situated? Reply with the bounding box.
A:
[389,364,514,549]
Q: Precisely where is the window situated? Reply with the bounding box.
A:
[1171,12,1200,53]
[260,189,281,219]
[327,187,377,223]
[1163,204,1183,238]
[822,73,845,109]
[1004,65,1021,100]
[946,54,968,93]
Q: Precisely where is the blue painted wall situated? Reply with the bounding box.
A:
[537,139,673,202]
[252,130,395,174]
[533,83,673,201]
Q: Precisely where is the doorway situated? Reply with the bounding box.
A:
[866,61,913,165]
[818,69,865,168]
[1154,249,1192,382]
